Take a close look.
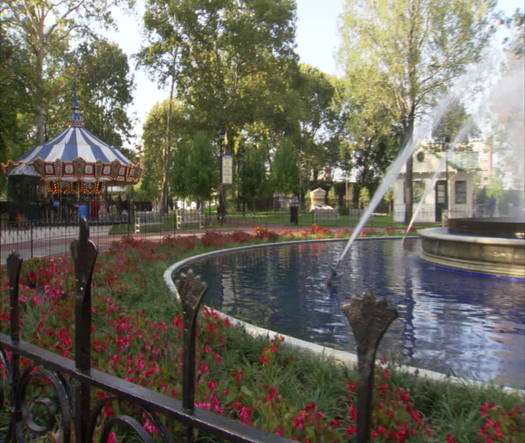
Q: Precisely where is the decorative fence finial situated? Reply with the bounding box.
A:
[70,218,98,442]
[342,292,398,443]
[176,269,207,443]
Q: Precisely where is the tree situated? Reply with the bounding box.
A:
[431,98,478,148]
[271,137,300,196]
[0,25,32,195]
[294,65,345,184]
[60,39,134,148]
[141,99,189,203]
[172,131,218,206]
[238,143,271,207]
[2,0,132,145]
[140,0,298,214]
[339,0,496,223]
[336,84,401,204]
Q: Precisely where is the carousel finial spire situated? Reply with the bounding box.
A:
[69,86,84,127]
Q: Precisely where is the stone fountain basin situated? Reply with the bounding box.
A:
[448,217,525,239]
[419,226,525,278]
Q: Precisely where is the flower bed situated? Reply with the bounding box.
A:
[1,226,523,441]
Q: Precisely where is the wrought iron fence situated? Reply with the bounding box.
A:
[0,220,292,442]
[0,219,399,442]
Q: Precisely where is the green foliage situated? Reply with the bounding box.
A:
[271,137,300,195]
[432,98,479,146]
[294,65,346,183]
[239,145,271,200]
[358,187,370,209]
[172,131,219,204]
[141,99,190,201]
[0,27,33,195]
[2,0,134,145]
[62,40,134,148]
[339,0,497,221]
[140,0,297,132]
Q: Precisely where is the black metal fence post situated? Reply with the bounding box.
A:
[176,270,208,443]
[342,292,398,443]
[70,218,98,442]
[7,252,23,441]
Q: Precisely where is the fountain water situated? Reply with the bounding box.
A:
[418,55,525,278]
[332,89,465,277]
[401,116,477,242]
[334,37,525,279]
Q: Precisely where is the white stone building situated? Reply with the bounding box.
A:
[393,142,492,223]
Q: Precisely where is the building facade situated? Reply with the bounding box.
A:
[393,142,492,223]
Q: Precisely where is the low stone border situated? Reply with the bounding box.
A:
[163,238,525,397]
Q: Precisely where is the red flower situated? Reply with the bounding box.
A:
[446,433,457,443]
[264,386,278,403]
[293,411,306,430]
[259,354,270,366]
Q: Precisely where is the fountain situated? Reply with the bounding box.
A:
[419,219,525,278]
[419,57,525,279]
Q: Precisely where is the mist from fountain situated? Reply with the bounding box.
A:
[401,117,477,242]
[332,34,524,276]
[332,89,467,274]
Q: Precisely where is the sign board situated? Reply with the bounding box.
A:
[222,154,233,185]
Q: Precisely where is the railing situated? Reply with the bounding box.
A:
[0,220,121,262]
[1,219,399,442]
[0,220,292,442]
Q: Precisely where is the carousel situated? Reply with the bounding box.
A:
[2,95,142,222]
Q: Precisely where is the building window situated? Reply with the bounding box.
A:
[455,180,467,204]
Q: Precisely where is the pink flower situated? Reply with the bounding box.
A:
[293,411,305,430]
[239,406,251,424]
[345,426,357,435]
[107,431,118,443]
[264,387,278,403]
[57,328,72,348]
[143,418,157,435]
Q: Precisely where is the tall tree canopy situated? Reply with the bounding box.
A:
[140,99,191,202]
[140,0,298,213]
[2,0,133,145]
[63,39,135,149]
[339,0,496,223]
[294,65,345,185]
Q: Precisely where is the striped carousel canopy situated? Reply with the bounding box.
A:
[6,95,142,185]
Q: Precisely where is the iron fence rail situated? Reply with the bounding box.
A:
[0,220,293,442]
[1,218,399,442]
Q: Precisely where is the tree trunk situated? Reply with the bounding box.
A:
[159,56,177,215]
[35,48,46,145]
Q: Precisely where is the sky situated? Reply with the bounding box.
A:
[104,0,522,148]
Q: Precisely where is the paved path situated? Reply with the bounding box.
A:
[0,224,319,262]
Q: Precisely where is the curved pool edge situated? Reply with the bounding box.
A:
[163,238,525,397]
[419,227,525,279]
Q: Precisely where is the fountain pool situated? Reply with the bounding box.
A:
[178,238,525,389]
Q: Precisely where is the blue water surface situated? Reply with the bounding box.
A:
[183,238,525,389]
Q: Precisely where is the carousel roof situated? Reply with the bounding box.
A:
[15,125,132,165]
[5,94,142,185]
